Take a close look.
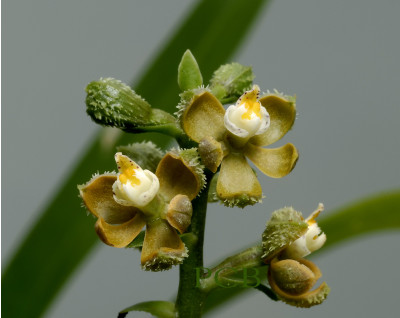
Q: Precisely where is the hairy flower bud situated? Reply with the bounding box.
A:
[210,62,255,100]
[178,49,203,91]
[86,78,152,128]
[283,204,327,259]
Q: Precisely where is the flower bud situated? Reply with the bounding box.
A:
[209,62,255,100]
[267,257,330,308]
[112,152,159,208]
[283,204,326,259]
[269,259,316,295]
[86,78,152,128]
[262,207,308,261]
[86,78,182,137]
[178,49,203,91]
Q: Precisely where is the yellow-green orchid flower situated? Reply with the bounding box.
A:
[78,149,204,271]
[180,85,298,207]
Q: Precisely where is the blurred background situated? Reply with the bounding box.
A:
[3,0,400,317]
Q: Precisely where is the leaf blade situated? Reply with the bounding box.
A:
[119,301,175,318]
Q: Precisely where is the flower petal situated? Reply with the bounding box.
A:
[95,213,146,248]
[141,219,188,271]
[198,136,227,173]
[167,194,193,234]
[216,153,262,207]
[79,174,138,224]
[244,143,298,178]
[156,152,202,201]
[249,94,296,146]
[182,92,226,142]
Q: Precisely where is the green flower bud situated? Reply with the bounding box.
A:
[262,207,308,261]
[86,78,182,137]
[209,63,255,101]
[86,77,151,127]
[178,49,203,91]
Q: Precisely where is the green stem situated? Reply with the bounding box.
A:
[200,245,264,293]
[175,171,212,317]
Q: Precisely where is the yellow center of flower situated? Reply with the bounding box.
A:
[119,168,141,186]
[240,85,262,120]
[116,153,141,186]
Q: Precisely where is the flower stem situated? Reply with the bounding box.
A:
[175,171,212,317]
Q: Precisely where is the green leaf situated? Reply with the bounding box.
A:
[118,301,175,318]
[319,190,400,250]
[2,1,270,317]
[178,49,203,91]
[203,190,400,314]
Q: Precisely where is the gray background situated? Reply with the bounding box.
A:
[3,0,400,317]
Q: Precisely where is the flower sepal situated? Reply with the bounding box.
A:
[141,218,188,272]
[261,207,308,261]
[216,153,263,208]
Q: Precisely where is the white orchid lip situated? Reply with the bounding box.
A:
[112,152,160,208]
[284,204,327,259]
[224,85,270,138]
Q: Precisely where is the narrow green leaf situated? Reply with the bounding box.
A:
[2,1,270,317]
[203,190,400,314]
[319,190,400,250]
[119,301,175,318]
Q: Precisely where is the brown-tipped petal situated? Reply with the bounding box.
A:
[156,152,201,201]
[216,153,262,207]
[182,92,226,142]
[271,279,330,308]
[95,213,146,248]
[167,195,193,234]
[244,143,298,178]
[141,219,188,271]
[79,174,138,224]
[250,94,296,146]
[198,136,227,173]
